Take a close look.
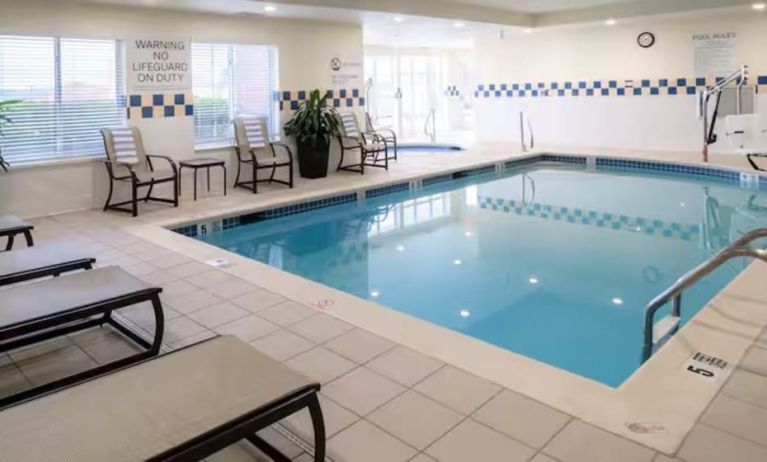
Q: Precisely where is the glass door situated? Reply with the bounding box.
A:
[364,54,397,133]
[398,54,442,141]
[366,49,458,144]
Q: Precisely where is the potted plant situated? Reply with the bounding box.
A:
[284,89,340,179]
[0,99,21,171]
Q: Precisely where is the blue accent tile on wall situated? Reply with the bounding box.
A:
[298,90,306,100]
[142,107,153,118]
[130,95,142,107]
[174,94,185,105]
[164,106,175,117]
[185,105,194,116]
[153,94,164,106]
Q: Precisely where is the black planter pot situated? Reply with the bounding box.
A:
[296,138,330,179]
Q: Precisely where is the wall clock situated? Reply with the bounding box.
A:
[637,32,655,48]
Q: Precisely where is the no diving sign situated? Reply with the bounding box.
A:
[683,352,729,382]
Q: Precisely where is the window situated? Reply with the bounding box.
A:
[192,43,278,147]
[0,35,125,164]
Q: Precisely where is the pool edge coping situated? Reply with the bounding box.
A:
[132,151,767,455]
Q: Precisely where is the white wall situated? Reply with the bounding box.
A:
[472,12,767,155]
[0,0,363,218]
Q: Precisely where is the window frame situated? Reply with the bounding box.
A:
[191,41,279,149]
[0,34,126,166]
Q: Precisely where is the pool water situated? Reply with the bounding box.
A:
[197,161,767,386]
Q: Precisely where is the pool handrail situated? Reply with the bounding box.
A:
[641,227,767,363]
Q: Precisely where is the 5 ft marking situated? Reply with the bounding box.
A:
[311,299,335,310]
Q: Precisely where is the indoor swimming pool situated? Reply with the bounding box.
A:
[191,159,767,386]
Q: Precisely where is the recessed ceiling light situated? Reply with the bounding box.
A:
[453,259,463,265]
[264,5,277,13]
[459,309,471,318]
[464,231,472,237]
[680,202,686,207]
[612,297,624,305]
[523,28,534,34]
[605,18,617,26]
[396,245,405,252]
[454,21,466,28]
[393,16,404,22]
[529,277,539,284]
[753,2,766,11]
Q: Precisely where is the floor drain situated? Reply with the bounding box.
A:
[627,422,667,434]
[205,258,232,268]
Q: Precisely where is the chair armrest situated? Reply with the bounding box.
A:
[367,129,397,140]
[340,136,363,149]
[146,155,178,174]
[270,142,294,161]
[103,160,137,181]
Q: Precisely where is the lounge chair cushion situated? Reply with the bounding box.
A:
[0,266,155,328]
[364,141,387,152]
[133,169,177,183]
[109,127,140,164]
[0,336,315,462]
[242,118,267,149]
[0,215,31,234]
[251,150,291,165]
[340,113,359,137]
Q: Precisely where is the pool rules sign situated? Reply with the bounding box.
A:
[127,38,191,93]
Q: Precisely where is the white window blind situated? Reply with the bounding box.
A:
[0,35,125,164]
[192,43,278,147]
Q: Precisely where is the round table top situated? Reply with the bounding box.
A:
[179,158,226,167]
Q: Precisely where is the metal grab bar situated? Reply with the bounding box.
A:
[520,112,534,152]
[641,227,767,362]
[700,65,749,162]
[424,108,436,143]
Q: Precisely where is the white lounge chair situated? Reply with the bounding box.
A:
[233,117,294,194]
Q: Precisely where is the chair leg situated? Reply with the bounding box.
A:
[131,182,138,217]
[289,161,294,188]
[309,393,326,462]
[252,162,257,194]
[23,230,33,247]
[4,235,13,251]
[144,183,154,202]
[269,165,277,182]
[173,176,179,207]
[235,160,242,187]
[103,178,114,212]
[337,147,346,171]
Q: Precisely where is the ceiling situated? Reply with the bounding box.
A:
[74,0,762,48]
[445,0,638,14]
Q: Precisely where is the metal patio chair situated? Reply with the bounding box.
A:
[336,111,389,175]
[234,117,294,194]
[365,112,398,162]
[100,127,179,217]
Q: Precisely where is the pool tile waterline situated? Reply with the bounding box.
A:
[173,153,759,236]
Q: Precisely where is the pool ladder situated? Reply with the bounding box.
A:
[642,227,767,363]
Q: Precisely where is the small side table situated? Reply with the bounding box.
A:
[179,158,227,201]
[0,215,34,251]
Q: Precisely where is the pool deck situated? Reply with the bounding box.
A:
[3,143,767,462]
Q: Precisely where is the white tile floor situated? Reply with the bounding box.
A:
[2,147,767,461]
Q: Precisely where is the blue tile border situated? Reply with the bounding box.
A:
[454,164,496,179]
[595,157,741,183]
[422,173,455,188]
[366,182,410,199]
[173,153,764,238]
